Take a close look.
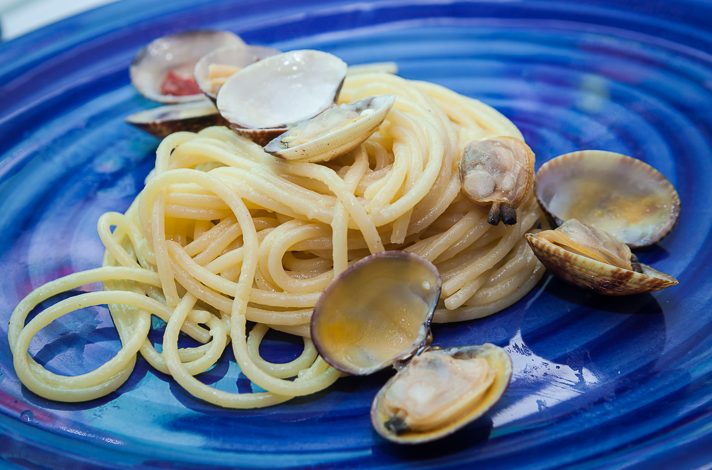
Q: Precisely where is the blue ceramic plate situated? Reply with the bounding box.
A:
[1,1,711,468]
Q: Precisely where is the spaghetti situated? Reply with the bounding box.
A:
[9,73,544,407]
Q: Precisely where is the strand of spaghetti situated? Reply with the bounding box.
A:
[12,291,164,401]
[246,324,318,378]
[332,146,369,274]
[265,223,333,293]
[8,267,160,350]
[140,313,228,376]
[151,192,180,307]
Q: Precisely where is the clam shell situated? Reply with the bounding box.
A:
[535,150,680,248]
[525,232,678,295]
[263,95,395,163]
[371,343,512,444]
[194,44,280,101]
[310,251,441,376]
[231,125,287,146]
[125,101,225,137]
[130,30,244,104]
[217,50,347,131]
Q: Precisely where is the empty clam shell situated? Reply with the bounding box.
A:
[130,30,244,104]
[460,137,535,225]
[310,251,441,376]
[535,150,680,248]
[525,219,678,295]
[194,44,280,101]
[371,343,512,444]
[125,100,225,137]
[263,95,395,163]
[216,50,347,134]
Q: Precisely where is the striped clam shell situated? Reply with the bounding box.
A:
[525,232,678,295]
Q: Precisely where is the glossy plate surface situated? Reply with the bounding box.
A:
[1,0,711,468]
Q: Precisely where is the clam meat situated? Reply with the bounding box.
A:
[130,30,244,103]
[371,344,511,444]
[526,219,678,295]
[460,137,535,225]
[263,95,395,163]
[535,150,680,247]
[310,251,440,376]
[217,50,347,144]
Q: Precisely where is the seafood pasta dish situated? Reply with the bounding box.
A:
[8,31,679,443]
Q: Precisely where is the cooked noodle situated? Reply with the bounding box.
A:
[9,73,544,406]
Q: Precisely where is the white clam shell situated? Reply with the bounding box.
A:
[216,50,347,131]
[263,95,395,163]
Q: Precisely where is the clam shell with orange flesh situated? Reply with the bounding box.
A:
[310,251,441,376]
[535,150,680,248]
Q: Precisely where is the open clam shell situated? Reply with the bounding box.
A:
[130,30,244,104]
[216,50,347,140]
[371,344,512,444]
[310,251,441,376]
[125,100,225,137]
[263,95,395,163]
[535,150,680,248]
[525,220,678,295]
[194,44,280,101]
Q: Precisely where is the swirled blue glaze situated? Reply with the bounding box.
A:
[0,0,711,467]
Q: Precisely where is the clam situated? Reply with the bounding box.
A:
[216,50,347,145]
[125,101,225,138]
[311,251,440,375]
[371,344,511,444]
[130,30,244,103]
[535,150,680,247]
[460,137,535,225]
[311,251,512,444]
[194,44,281,101]
[525,219,678,295]
[263,95,395,163]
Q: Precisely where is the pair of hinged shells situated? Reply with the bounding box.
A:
[459,137,680,295]
[127,30,395,163]
[311,251,513,444]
